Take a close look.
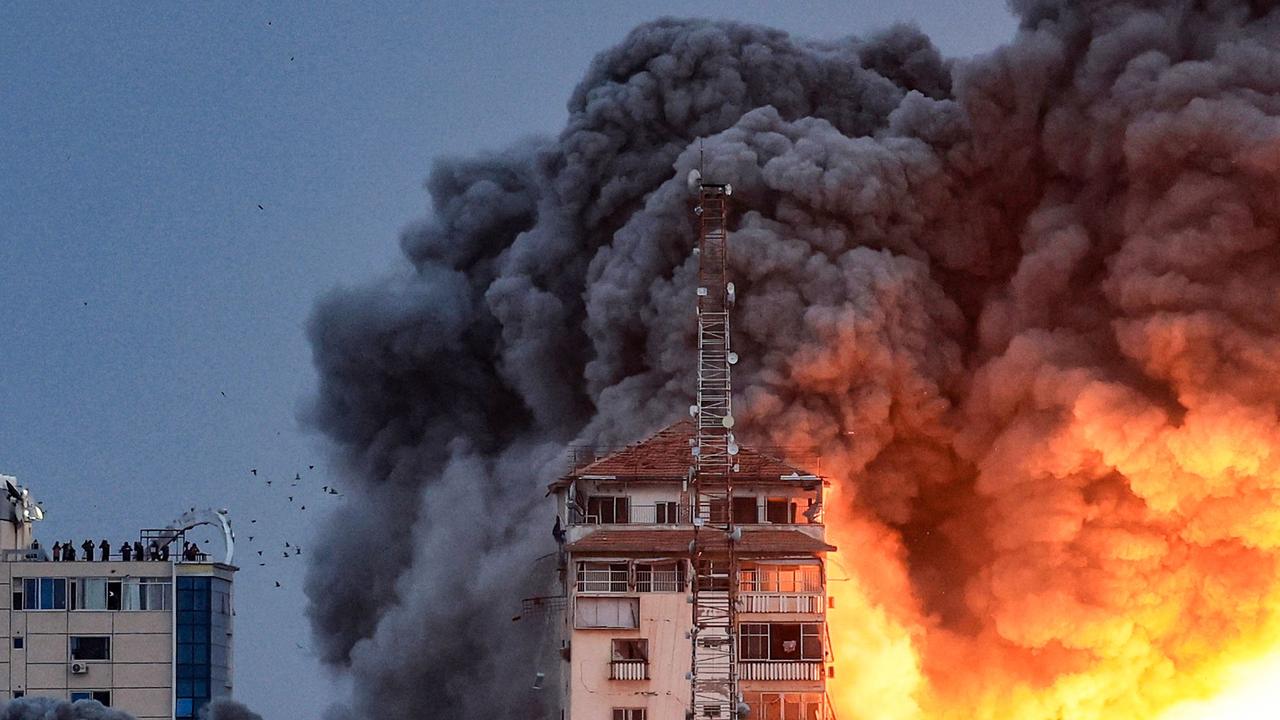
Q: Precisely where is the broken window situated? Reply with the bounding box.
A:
[765,498,794,524]
[611,638,648,662]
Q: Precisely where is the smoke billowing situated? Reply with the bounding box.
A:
[305,3,1280,719]
[0,699,133,720]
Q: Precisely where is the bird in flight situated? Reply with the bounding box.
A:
[257,204,264,210]
[250,469,257,476]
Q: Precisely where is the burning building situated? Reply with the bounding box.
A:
[305,4,1280,720]
[538,179,837,719]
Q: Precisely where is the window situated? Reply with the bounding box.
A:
[635,562,684,592]
[18,578,67,610]
[12,692,23,699]
[738,623,822,661]
[740,564,821,593]
[611,638,648,662]
[732,496,758,524]
[654,501,680,524]
[69,691,111,706]
[745,692,824,720]
[694,560,731,591]
[574,597,639,629]
[765,498,795,524]
[587,496,630,524]
[70,636,111,661]
[12,637,22,649]
[122,577,171,610]
[613,710,646,720]
[577,562,628,593]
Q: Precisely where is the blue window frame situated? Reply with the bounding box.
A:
[175,577,212,719]
[18,578,67,610]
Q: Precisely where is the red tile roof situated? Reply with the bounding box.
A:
[564,528,835,556]
[550,421,820,491]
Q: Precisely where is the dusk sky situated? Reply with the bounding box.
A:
[1,3,1017,716]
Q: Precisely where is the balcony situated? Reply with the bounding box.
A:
[738,661,824,681]
[571,502,689,525]
[738,592,823,614]
[610,659,650,681]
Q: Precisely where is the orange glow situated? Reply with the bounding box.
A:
[818,388,1280,720]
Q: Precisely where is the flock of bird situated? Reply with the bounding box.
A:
[237,465,344,588]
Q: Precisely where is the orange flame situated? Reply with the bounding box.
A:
[819,387,1280,720]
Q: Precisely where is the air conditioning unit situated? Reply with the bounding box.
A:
[69,661,89,675]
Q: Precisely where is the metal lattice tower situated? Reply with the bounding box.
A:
[689,181,741,720]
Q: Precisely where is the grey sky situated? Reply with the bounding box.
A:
[0,2,1016,716]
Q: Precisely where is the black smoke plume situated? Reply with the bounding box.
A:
[306,4,1280,719]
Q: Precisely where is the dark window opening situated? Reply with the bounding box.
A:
[732,497,758,524]
[70,691,111,706]
[587,496,630,524]
[70,636,111,661]
[739,623,822,661]
[11,637,22,649]
[765,498,795,524]
[611,638,648,661]
[654,501,680,524]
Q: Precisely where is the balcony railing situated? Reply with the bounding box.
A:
[571,503,690,525]
[610,660,649,680]
[738,661,824,681]
[738,592,823,614]
[636,569,683,592]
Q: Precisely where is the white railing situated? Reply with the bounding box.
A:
[610,660,649,680]
[576,567,628,593]
[636,569,683,592]
[738,661,823,681]
[572,503,689,525]
[738,592,822,614]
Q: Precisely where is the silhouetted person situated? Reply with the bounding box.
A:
[147,540,159,561]
[51,541,61,561]
[98,539,109,562]
[120,542,132,561]
[132,541,143,560]
[158,542,169,561]
[552,516,566,544]
[81,540,94,561]
[30,539,39,550]
[64,543,75,561]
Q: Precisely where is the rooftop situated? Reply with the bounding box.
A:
[550,420,822,491]
[564,528,835,556]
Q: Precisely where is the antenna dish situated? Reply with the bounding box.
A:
[689,404,700,417]
[687,169,703,193]
[722,415,735,429]
[727,352,739,365]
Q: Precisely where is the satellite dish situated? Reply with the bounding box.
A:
[722,415,735,429]
[727,443,740,456]
[689,404,699,417]
[687,169,703,193]
[727,352,739,365]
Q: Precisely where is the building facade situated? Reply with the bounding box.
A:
[0,475,236,719]
[547,421,836,720]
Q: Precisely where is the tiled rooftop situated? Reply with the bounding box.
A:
[552,420,819,490]
[564,528,835,556]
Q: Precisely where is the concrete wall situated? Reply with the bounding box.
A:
[569,593,691,720]
[2,560,177,720]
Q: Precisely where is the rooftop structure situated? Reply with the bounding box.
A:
[542,179,837,720]
[0,474,237,720]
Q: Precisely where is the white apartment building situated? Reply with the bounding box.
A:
[546,421,837,720]
[0,474,236,720]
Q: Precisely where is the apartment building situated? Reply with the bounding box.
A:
[0,475,236,719]
[547,420,836,720]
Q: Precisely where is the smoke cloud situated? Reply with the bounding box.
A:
[0,698,133,720]
[305,3,1280,719]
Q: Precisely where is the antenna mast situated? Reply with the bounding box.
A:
[688,175,741,720]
